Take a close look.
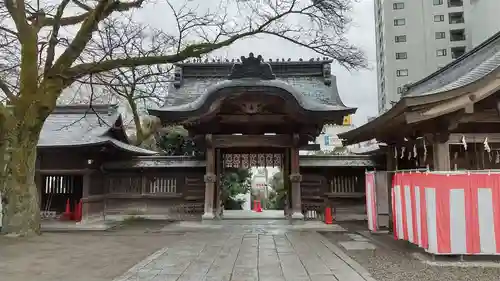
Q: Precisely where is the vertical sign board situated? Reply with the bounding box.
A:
[343,115,352,126]
[324,135,330,146]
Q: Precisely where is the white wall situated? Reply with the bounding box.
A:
[469,0,500,47]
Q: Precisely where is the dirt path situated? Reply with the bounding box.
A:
[0,221,180,281]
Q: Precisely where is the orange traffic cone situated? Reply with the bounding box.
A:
[61,199,72,221]
[256,200,262,212]
[324,207,333,224]
[77,199,83,222]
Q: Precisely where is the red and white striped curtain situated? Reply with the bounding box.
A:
[392,172,500,255]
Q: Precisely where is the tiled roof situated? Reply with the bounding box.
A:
[405,31,500,97]
[163,76,350,111]
[38,104,157,155]
[161,60,351,112]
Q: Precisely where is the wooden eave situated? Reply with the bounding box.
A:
[405,71,500,124]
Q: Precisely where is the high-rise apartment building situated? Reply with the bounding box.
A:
[375,0,472,113]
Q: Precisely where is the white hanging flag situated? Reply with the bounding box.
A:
[484,137,491,153]
[394,146,397,159]
[461,135,467,150]
[413,144,417,157]
[423,138,427,161]
[400,147,405,159]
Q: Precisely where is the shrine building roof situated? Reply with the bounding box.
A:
[148,54,355,123]
[38,104,158,155]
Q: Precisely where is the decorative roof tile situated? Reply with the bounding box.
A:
[164,75,347,109]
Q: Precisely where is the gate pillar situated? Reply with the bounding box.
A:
[203,135,216,220]
[290,134,304,220]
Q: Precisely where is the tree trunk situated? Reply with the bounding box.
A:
[128,98,144,146]
[1,120,42,236]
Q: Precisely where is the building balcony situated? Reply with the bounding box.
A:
[449,12,464,24]
[448,0,463,7]
[450,29,466,42]
[451,46,466,59]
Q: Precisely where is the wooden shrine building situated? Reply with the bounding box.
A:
[36,104,157,220]
[33,55,379,224]
[339,30,500,172]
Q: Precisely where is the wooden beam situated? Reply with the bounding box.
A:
[218,114,287,124]
[37,169,89,175]
[449,133,500,144]
[457,110,500,123]
[300,144,321,151]
[213,134,292,148]
[406,78,500,124]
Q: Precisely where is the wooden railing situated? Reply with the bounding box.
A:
[328,175,364,198]
[108,175,178,195]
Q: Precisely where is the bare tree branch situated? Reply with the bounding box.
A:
[43,0,71,75]
[50,0,145,74]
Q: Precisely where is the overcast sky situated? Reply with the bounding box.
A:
[134,0,378,126]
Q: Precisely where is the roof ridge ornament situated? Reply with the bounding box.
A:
[228,52,276,80]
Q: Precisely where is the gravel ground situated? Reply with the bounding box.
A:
[321,222,500,281]
[0,220,180,281]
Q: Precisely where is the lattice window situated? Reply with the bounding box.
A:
[43,175,77,194]
[147,177,177,194]
[329,175,360,193]
[224,153,282,168]
[108,176,142,194]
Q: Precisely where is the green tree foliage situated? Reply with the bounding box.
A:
[157,126,204,156]
[267,171,287,210]
[220,168,252,210]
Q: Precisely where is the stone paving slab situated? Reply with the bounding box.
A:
[161,221,346,233]
[113,226,375,281]
[339,241,377,251]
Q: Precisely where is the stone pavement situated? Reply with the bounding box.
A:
[113,223,376,281]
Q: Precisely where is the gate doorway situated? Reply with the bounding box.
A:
[215,149,288,219]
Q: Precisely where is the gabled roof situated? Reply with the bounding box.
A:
[38,104,157,155]
[340,30,500,145]
[150,58,355,120]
